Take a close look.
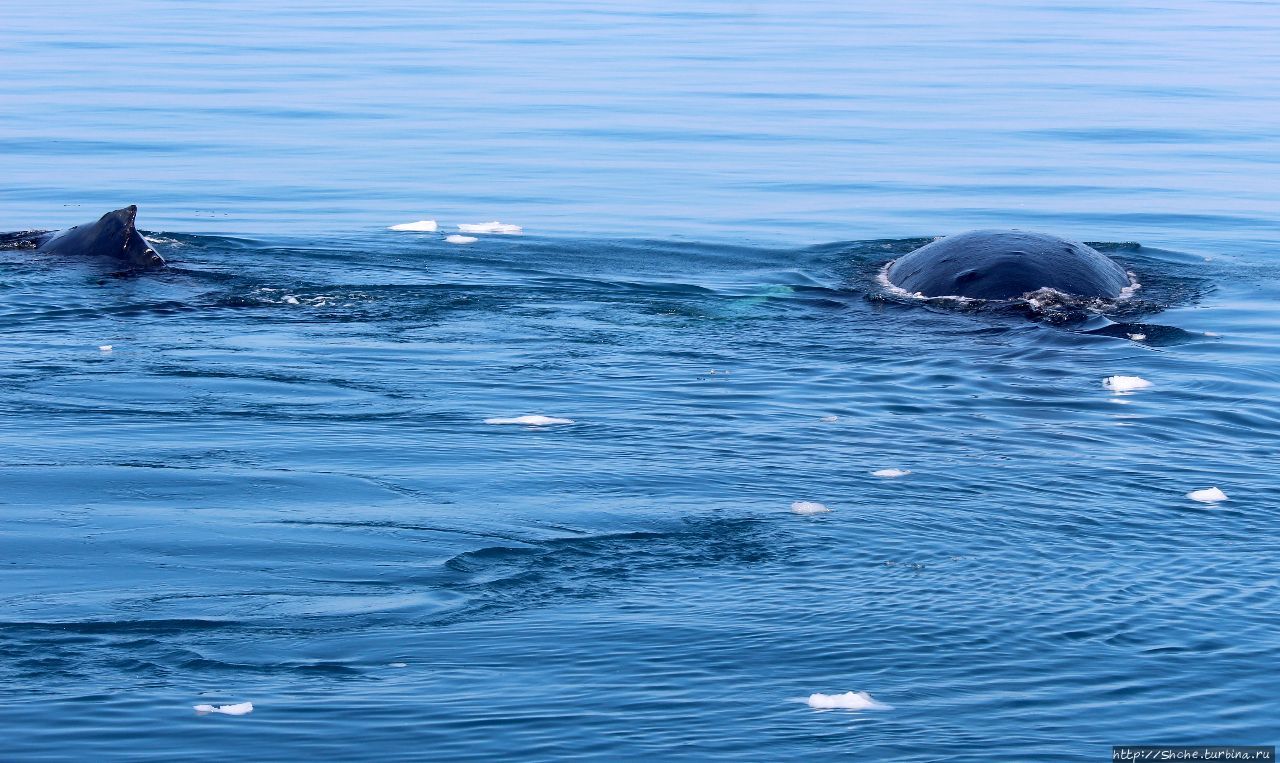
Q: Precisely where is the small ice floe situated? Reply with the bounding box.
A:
[283,295,300,305]
[1103,375,1152,392]
[791,501,831,515]
[389,662,408,668]
[871,468,910,478]
[98,345,113,353]
[193,702,254,716]
[483,415,574,426]
[1127,333,1147,342]
[806,691,891,711]
[445,234,478,244]
[389,220,438,232]
[458,221,522,234]
[1187,487,1229,504]
[820,415,840,423]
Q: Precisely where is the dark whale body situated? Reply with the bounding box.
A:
[36,206,164,269]
[886,230,1127,300]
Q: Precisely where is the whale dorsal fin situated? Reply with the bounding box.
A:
[38,205,164,268]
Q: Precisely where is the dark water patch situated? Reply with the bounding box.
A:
[1081,321,1208,347]
[0,619,238,635]
[433,517,779,624]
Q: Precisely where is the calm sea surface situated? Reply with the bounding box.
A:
[2,1,1278,760]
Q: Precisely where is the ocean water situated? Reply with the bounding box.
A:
[2,1,1279,760]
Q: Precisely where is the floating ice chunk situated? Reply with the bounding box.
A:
[807,691,891,711]
[484,415,574,426]
[1127,333,1146,341]
[791,501,831,515]
[389,220,438,232]
[1103,375,1152,392]
[98,345,113,353]
[872,468,910,478]
[283,295,300,305]
[458,221,522,234]
[445,235,478,244]
[389,662,408,668]
[1187,487,1228,503]
[820,415,839,423]
[194,702,254,716]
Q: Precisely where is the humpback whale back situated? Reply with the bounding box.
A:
[886,230,1127,300]
[37,205,164,268]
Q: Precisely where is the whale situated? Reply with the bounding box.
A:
[35,206,164,269]
[886,230,1128,300]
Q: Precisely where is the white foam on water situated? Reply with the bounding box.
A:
[1118,272,1142,300]
[791,501,831,515]
[445,235,478,244]
[1128,333,1147,341]
[1024,287,1074,310]
[806,691,891,711]
[820,415,839,423]
[193,702,254,716]
[484,415,574,426]
[389,662,408,668]
[98,345,113,353]
[283,295,300,305]
[458,221,522,234]
[1103,375,1152,392]
[871,468,911,478]
[875,262,926,300]
[1187,487,1228,503]
[389,220,438,232]
[1205,331,1220,337]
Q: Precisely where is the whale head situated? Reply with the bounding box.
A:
[886,230,1127,300]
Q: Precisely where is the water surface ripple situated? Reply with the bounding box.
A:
[2,1,1279,760]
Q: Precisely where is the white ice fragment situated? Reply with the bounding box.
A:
[871,468,910,478]
[484,415,574,426]
[1187,487,1228,503]
[389,220,438,232]
[458,221,522,234]
[1103,375,1152,392]
[445,235,478,244]
[98,345,113,353]
[806,691,891,711]
[193,702,254,716]
[389,662,408,668]
[791,501,831,515]
[283,295,300,305]
[1128,333,1146,341]
[820,415,840,423]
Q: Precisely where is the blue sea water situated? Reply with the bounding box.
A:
[2,1,1279,760]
